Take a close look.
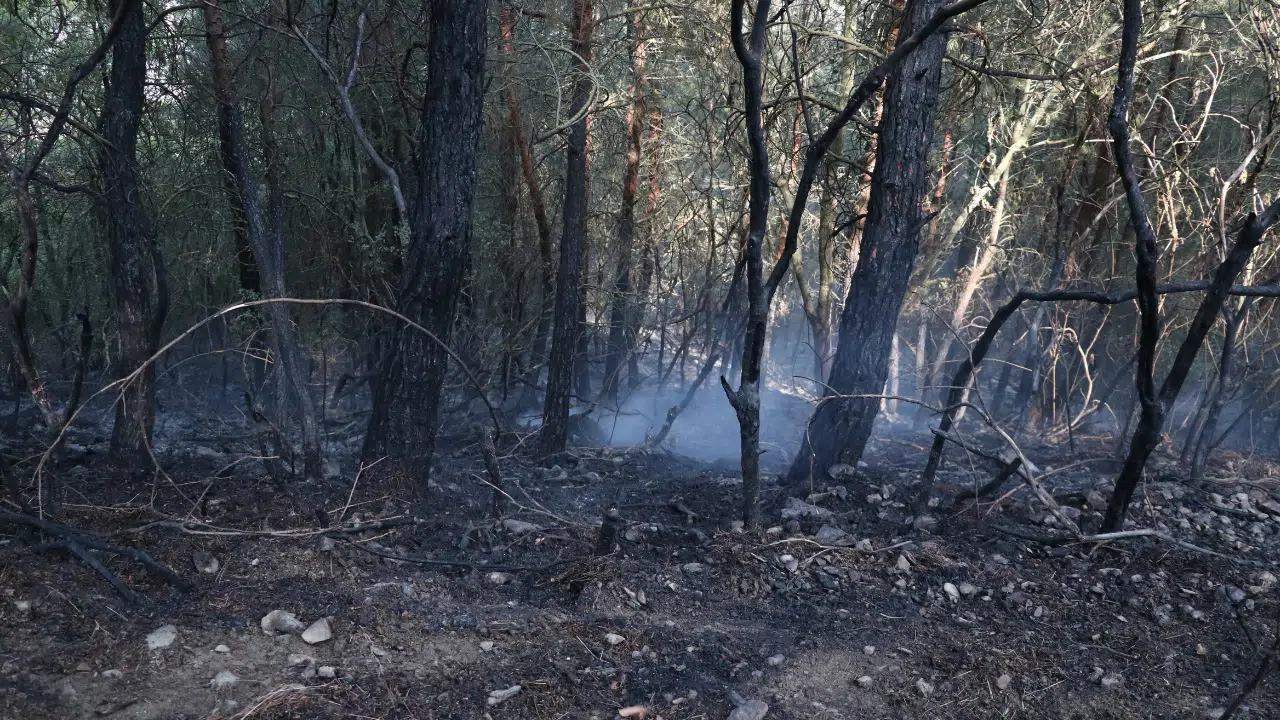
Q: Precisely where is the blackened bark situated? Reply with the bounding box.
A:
[604,11,647,404]
[364,0,489,494]
[202,0,322,481]
[540,0,595,453]
[100,0,167,460]
[786,0,956,486]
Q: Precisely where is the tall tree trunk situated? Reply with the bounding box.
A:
[100,0,167,460]
[540,0,595,453]
[626,107,663,390]
[786,0,955,486]
[604,9,647,404]
[203,0,323,481]
[499,9,556,412]
[362,0,489,494]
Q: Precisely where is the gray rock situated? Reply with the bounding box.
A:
[102,669,124,680]
[502,519,542,534]
[487,571,513,585]
[318,666,336,679]
[728,699,769,720]
[915,678,934,697]
[814,525,852,545]
[146,624,178,650]
[682,562,706,574]
[210,670,239,689]
[1100,672,1123,690]
[487,685,522,706]
[192,552,219,575]
[997,674,1011,690]
[605,633,625,646]
[302,618,333,644]
[261,610,306,636]
[913,514,939,533]
[780,497,834,520]
[213,644,231,654]
[828,464,858,481]
[856,675,873,688]
[766,654,785,666]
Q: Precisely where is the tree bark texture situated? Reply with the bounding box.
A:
[540,0,595,454]
[100,0,168,460]
[364,0,489,493]
[786,0,955,486]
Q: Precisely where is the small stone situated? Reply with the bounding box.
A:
[318,536,336,552]
[302,618,333,644]
[828,463,858,481]
[192,551,219,575]
[214,645,231,654]
[814,525,850,545]
[318,666,336,679]
[959,582,977,596]
[605,633,625,646]
[75,662,90,673]
[856,675,873,688]
[727,699,769,720]
[896,555,911,572]
[480,641,495,652]
[730,521,745,533]
[146,625,178,650]
[1196,643,1208,656]
[502,519,542,534]
[1100,672,1123,689]
[915,678,934,697]
[287,653,316,667]
[101,670,123,680]
[863,645,875,655]
[766,654,785,666]
[855,538,873,551]
[487,685,522,706]
[487,571,513,585]
[13,600,30,612]
[997,674,1011,690]
[780,496,834,520]
[913,514,938,533]
[261,610,306,635]
[210,670,239,689]
[943,582,960,603]
[681,562,705,574]
[779,555,799,573]
[1229,587,1247,603]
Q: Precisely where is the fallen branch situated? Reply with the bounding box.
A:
[0,508,191,601]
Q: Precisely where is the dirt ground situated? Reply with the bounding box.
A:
[2,405,1280,720]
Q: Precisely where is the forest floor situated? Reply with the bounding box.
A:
[2,395,1280,719]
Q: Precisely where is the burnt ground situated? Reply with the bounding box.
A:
[2,395,1280,720]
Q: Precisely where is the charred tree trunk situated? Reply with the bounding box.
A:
[203,0,322,481]
[604,11,648,404]
[100,0,167,460]
[540,0,595,453]
[1102,0,1280,530]
[626,108,663,391]
[786,0,956,486]
[363,0,489,494]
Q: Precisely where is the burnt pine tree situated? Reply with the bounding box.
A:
[202,0,323,480]
[100,0,167,459]
[541,0,595,454]
[363,0,489,493]
[786,0,958,487]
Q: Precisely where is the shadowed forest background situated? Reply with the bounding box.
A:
[5,0,1280,718]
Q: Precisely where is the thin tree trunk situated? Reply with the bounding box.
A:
[604,9,647,403]
[203,0,322,481]
[541,0,595,453]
